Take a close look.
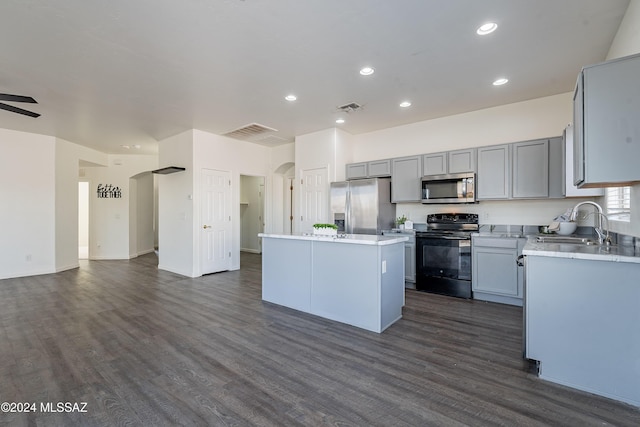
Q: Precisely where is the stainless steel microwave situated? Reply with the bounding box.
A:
[421,173,476,204]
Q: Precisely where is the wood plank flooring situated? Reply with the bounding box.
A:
[1,252,639,426]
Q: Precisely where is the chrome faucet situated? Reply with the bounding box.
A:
[569,201,610,245]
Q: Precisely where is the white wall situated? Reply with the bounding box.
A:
[240,175,264,252]
[78,181,89,249]
[605,0,640,238]
[347,92,595,226]
[55,138,108,272]
[294,128,356,231]
[270,143,295,235]
[157,130,195,276]
[157,129,273,277]
[193,129,271,272]
[136,172,155,255]
[82,154,158,260]
[0,129,56,279]
[129,171,155,257]
[353,93,573,159]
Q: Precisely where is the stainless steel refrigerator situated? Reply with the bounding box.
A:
[330,177,396,235]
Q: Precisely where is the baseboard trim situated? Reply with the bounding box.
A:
[240,248,261,254]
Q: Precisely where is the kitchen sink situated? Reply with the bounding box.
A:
[535,235,597,245]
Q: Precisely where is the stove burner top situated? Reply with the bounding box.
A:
[423,213,479,235]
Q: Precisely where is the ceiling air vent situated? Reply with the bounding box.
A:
[223,122,278,141]
[337,102,362,113]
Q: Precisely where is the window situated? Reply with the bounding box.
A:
[606,186,631,221]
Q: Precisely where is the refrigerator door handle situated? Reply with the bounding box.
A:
[345,188,351,234]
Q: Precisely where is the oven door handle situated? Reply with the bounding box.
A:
[418,236,470,241]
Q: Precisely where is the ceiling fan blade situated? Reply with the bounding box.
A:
[0,93,37,103]
[0,102,41,118]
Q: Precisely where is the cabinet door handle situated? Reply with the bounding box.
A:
[516,254,524,267]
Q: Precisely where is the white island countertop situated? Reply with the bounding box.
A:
[258,233,408,246]
[523,238,640,264]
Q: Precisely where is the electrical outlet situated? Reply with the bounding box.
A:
[382,260,387,274]
[25,254,32,262]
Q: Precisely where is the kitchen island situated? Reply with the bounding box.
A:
[258,233,408,333]
[523,238,640,407]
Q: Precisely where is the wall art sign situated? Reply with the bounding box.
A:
[97,184,122,199]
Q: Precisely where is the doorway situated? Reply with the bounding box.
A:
[240,175,265,254]
[78,181,89,259]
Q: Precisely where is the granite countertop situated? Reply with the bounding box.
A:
[472,232,526,238]
[523,237,640,264]
[258,233,409,246]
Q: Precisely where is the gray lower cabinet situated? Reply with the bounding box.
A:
[472,235,525,306]
[512,139,549,198]
[526,254,640,406]
[391,156,421,202]
[477,144,511,199]
[573,53,640,187]
[404,237,416,287]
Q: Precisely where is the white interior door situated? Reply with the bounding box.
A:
[300,167,327,233]
[201,168,231,274]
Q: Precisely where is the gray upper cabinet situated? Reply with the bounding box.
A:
[574,53,640,187]
[422,152,447,176]
[422,148,476,176]
[346,159,391,180]
[477,144,511,199]
[512,139,549,199]
[448,148,476,174]
[367,159,392,177]
[346,162,368,180]
[391,156,422,202]
[563,125,603,197]
[548,136,565,198]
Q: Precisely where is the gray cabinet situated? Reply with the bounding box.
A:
[368,159,392,177]
[574,53,640,187]
[422,149,476,176]
[422,152,447,176]
[477,144,511,199]
[512,139,549,199]
[391,156,422,202]
[346,162,368,180]
[346,159,392,180]
[472,236,525,306]
[404,237,416,286]
[448,148,476,174]
[548,136,565,198]
[562,125,603,197]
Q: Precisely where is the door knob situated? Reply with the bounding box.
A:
[203,225,211,229]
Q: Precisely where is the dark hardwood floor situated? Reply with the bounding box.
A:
[1,252,638,426]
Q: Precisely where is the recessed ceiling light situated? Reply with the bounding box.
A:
[120,145,130,149]
[493,78,509,86]
[335,118,345,124]
[285,94,297,101]
[133,144,141,149]
[477,22,498,35]
[359,67,375,76]
[399,101,412,108]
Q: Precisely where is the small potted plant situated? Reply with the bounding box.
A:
[313,223,338,236]
[396,215,407,230]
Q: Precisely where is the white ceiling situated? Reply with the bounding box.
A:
[0,0,630,155]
